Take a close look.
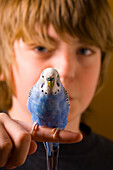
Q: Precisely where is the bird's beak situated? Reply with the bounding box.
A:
[48,80,54,88]
[47,77,54,88]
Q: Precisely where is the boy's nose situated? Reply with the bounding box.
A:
[53,47,77,81]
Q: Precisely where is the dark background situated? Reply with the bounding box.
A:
[85,0,113,141]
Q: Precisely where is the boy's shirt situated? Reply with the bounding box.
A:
[1,123,113,170]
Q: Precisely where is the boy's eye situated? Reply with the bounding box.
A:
[35,46,48,53]
[77,48,93,56]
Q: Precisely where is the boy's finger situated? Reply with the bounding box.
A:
[32,126,83,143]
[15,120,83,143]
[0,122,13,167]
[0,114,31,169]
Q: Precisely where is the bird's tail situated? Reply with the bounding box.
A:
[44,142,59,170]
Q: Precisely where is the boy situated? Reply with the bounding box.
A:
[0,0,113,169]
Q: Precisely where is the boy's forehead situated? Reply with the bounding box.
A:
[45,24,81,44]
[48,25,61,41]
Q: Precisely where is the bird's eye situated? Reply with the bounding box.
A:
[42,75,44,78]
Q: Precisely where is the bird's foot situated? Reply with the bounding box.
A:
[52,128,61,138]
[31,122,39,133]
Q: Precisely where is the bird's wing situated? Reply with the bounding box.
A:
[63,87,70,106]
[28,86,34,99]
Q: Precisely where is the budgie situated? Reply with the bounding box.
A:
[27,68,70,169]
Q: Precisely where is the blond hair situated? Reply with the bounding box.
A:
[0,0,113,111]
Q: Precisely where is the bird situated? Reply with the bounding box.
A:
[27,67,70,169]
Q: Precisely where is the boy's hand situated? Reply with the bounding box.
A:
[0,113,36,169]
[0,113,82,169]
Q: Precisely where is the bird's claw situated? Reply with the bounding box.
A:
[31,122,39,133]
[52,128,61,138]
[31,123,61,140]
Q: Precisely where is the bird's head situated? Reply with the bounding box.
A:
[40,68,61,94]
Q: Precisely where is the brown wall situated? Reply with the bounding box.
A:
[85,0,113,141]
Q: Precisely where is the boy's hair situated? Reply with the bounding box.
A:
[0,0,113,111]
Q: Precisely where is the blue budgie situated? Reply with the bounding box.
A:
[27,67,70,170]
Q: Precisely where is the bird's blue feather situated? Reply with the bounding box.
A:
[27,68,70,157]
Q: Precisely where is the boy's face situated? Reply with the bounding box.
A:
[12,25,101,126]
